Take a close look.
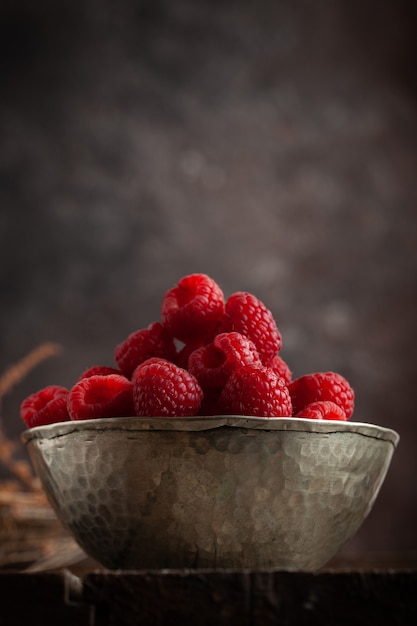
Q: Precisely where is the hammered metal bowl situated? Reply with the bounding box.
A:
[22,416,399,571]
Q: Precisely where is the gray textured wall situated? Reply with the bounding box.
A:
[1,0,416,560]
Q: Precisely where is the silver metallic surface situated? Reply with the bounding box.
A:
[22,416,399,571]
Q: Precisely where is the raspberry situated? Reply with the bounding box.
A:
[215,332,261,369]
[161,273,225,343]
[68,374,134,420]
[296,400,347,421]
[130,356,170,379]
[20,385,70,428]
[132,358,203,417]
[78,365,122,380]
[188,332,261,389]
[219,363,293,417]
[264,354,292,384]
[188,343,227,389]
[217,292,282,362]
[114,321,177,378]
[288,372,354,419]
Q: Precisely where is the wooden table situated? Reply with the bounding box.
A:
[2,558,417,626]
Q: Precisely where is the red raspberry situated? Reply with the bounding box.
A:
[219,363,293,417]
[132,358,203,417]
[288,372,354,419]
[78,365,122,380]
[114,321,177,378]
[130,356,170,379]
[188,332,261,389]
[20,385,70,428]
[68,374,135,420]
[161,273,225,343]
[217,292,282,362]
[264,354,292,384]
[215,332,261,369]
[296,400,347,421]
[188,343,227,389]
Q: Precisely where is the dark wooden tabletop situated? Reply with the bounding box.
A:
[2,559,417,626]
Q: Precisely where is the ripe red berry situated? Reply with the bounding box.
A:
[296,400,347,421]
[219,363,293,417]
[68,374,135,420]
[188,332,261,389]
[78,365,122,380]
[288,371,354,419]
[20,273,358,427]
[20,385,70,428]
[132,358,203,417]
[217,292,282,362]
[114,321,177,378]
[264,354,292,384]
[188,342,228,389]
[161,273,225,343]
[215,332,261,368]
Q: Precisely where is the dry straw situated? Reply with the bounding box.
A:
[0,342,62,401]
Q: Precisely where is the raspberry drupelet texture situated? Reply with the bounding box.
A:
[218,292,282,362]
[188,331,261,390]
[288,371,354,419]
[114,321,177,378]
[296,400,347,420]
[20,385,70,428]
[68,374,135,420]
[220,363,293,417]
[161,273,225,343]
[264,354,292,384]
[78,365,122,380]
[132,358,203,417]
[187,342,229,389]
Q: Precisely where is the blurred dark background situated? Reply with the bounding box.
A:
[1,0,416,560]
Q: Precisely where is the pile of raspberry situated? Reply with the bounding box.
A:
[20,273,355,429]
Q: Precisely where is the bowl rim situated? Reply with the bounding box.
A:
[21,415,400,446]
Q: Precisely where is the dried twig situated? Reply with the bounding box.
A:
[0,342,63,489]
[0,342,62,400]
[0,343,99,573]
